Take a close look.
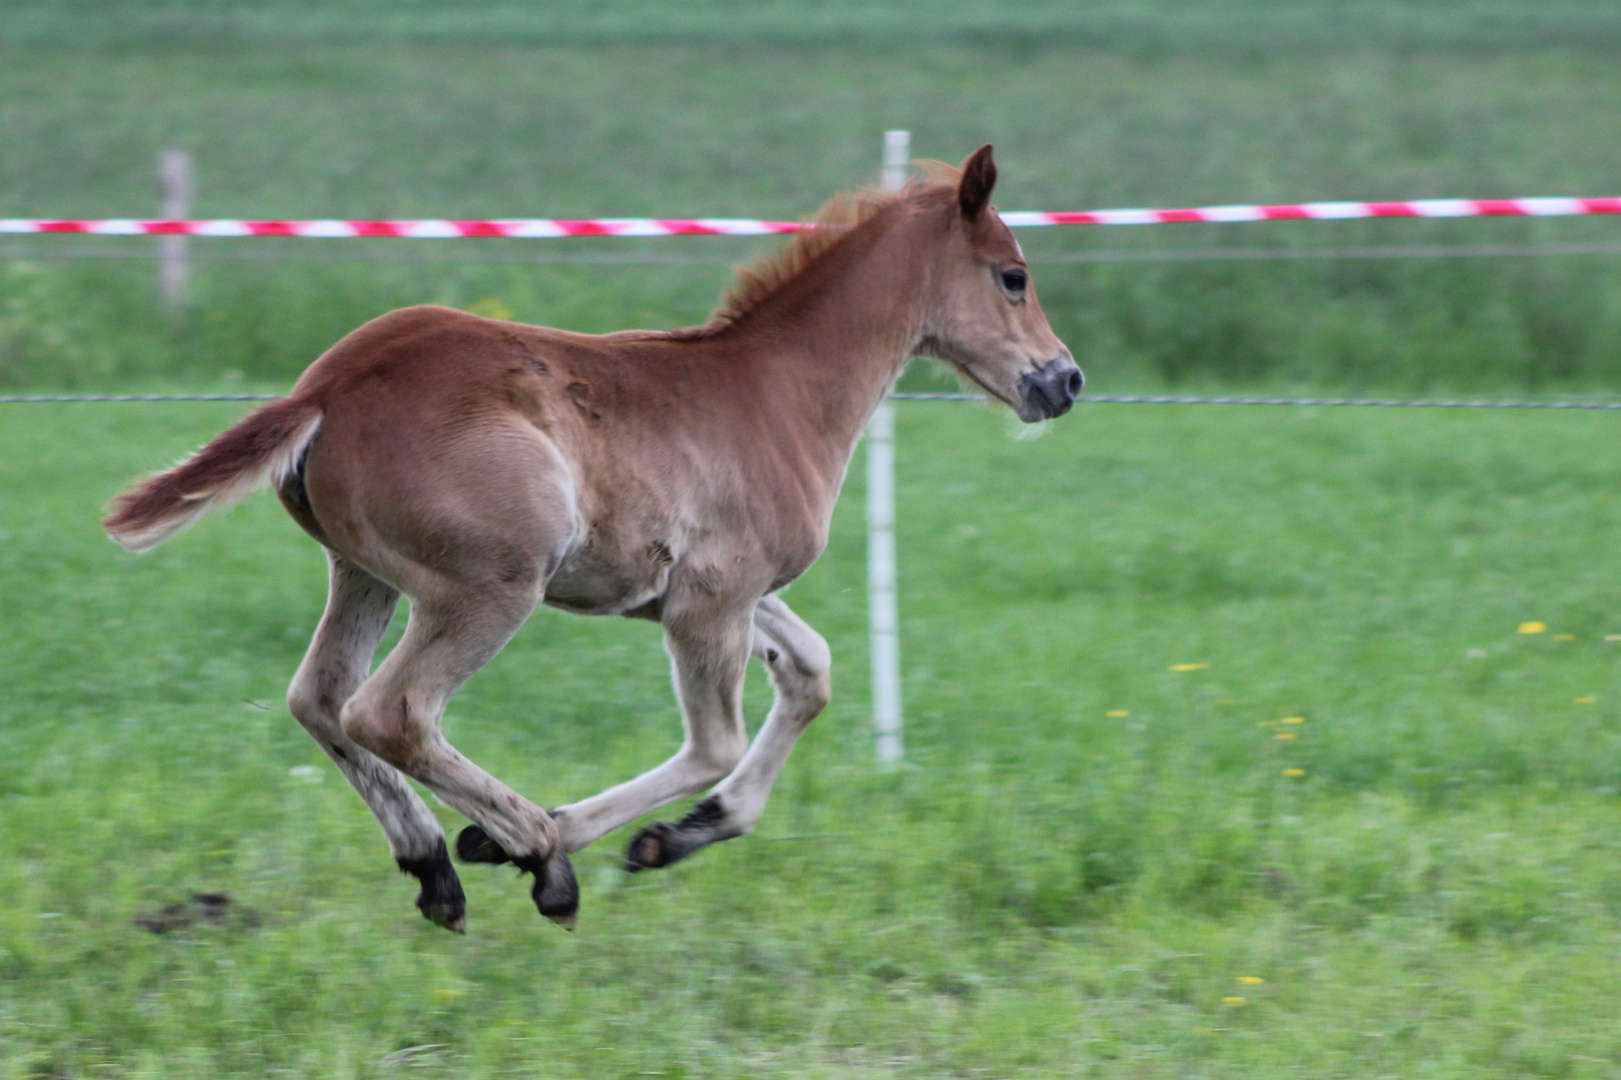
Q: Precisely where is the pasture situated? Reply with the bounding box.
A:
[4,398,1621,1076]
[7,2,1621,1074]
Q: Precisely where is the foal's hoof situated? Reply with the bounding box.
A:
[455,823,511,865]
[457,825,578,931]
[516,852,580,932]
[625,821,679,872]
[537,855,580,931]
[398,839,467,934]
[625,796,731,873]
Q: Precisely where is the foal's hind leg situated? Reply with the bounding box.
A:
[626,594,831,870]
[338,586,579,929]
[287,553,465,931]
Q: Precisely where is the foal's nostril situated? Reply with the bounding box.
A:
[1018,358,1085,422]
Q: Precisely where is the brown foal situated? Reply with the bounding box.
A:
[104,146,1080,932]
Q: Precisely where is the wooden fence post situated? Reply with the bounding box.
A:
[158,150,193,318]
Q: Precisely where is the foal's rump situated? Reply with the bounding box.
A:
[102,396,323,553]
[294,391,581,606]
[102,305,584,582]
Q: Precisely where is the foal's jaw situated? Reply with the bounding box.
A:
[939,351,1083,423]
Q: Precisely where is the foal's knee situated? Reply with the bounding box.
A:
[340,693,424,768]
[772,633,832,718]
[286,678,331,733]
[800,656,832,718]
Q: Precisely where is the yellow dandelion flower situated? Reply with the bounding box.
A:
[1274,732,1298,740]
[1280,717,1304,725]
[467,297,515,321]
[1517,622,1546,635]
[1107,710,1130,718]
[434,988,463,1005]
[1282,768,1305,777]
[1575,697,1596,705]
[1222,996,1246,1007]
[1553,633,1575,642]
[1236,976,1265,986]
[1170,663,1211,672]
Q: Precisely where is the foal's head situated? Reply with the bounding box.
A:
[917,146,1081,423]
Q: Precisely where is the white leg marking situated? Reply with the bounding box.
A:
[709,594,832,835]
[338,588,561,862]
[286,553,445,862]
[551,605,752,852]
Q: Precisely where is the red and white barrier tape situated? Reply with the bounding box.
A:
[7,198,1621,238]
[0,218,801,238]
[999,197,1621,227]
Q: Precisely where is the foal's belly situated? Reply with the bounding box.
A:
[541,535,674,616]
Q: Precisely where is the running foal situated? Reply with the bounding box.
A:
[104,146,1080,932]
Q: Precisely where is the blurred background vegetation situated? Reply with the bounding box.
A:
[5,2,1621,393]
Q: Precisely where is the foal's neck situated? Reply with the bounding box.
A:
[730,203,936,480]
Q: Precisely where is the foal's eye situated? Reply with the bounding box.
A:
[998,267,1028,299]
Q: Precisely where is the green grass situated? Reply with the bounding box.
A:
[9,0,1621,50]
[4,397,1621,1076]
[9,36,1621,391]
[7,3,1621,1073]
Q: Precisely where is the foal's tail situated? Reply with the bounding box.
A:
[103,396,323,553]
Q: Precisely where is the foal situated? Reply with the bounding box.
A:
[104,146,1080,932]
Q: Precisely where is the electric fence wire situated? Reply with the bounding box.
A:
[8,392,1621,409]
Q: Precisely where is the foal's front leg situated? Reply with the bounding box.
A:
[626,594,832,871]
[550,602,753,853]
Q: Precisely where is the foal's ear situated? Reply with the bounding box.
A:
[958,144,997,221]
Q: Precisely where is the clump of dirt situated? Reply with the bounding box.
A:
[134,892,257,934]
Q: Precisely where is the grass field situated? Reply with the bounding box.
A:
[4,397,1621,1077]
[7,1,1621,1075]
[9,0,1621,50]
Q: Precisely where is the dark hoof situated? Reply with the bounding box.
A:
[456,823,577,930]
[625,822,677,872]
[625,795,732,873]
[455,823,512,865]
[398,839,467,933]
[515,852,579,931]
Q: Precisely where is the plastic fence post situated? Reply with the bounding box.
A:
[870,129,909,767]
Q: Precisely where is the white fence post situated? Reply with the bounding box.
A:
[869,129,909,767]
[158,150,193,318]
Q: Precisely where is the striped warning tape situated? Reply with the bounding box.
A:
[0,218,799,239]
[6,197,1621,239]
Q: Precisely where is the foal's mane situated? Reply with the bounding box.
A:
[694,160,962,333]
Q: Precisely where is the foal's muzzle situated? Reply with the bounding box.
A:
[1017,356,1084,422]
